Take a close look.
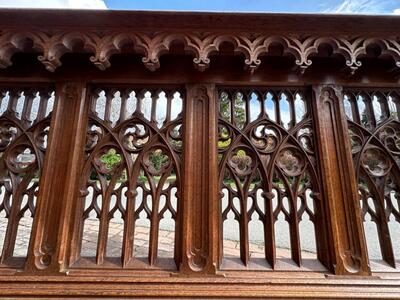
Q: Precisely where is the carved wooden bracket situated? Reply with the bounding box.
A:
[0,30,399,76]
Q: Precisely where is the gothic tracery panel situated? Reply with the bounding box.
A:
[344,88,400,268]
[218,87,325,269]
[0,87,54,266]
[74,87,183,269]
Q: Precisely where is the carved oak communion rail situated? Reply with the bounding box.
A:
[0,8,398,299]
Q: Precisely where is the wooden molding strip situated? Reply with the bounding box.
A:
[0,274,399,298]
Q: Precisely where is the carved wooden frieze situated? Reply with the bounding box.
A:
[0,30,399,75]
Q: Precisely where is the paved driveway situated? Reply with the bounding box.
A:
[0,187,398,262]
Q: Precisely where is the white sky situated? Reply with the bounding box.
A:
[0,0,107,9]
[0,0,398,14]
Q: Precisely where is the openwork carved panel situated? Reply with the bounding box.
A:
[73,87,183,269]
[0,87,54,266]
[218,87,325,269]
[344,88,400,268]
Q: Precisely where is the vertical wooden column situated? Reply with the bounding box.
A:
[25,82,87,273]
[179,84,219,275]
[312,85,370,275]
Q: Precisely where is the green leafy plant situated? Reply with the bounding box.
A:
[100,148,122,170]
[218,138,231,149]
[149,149,169,171]
[90,149,124,181]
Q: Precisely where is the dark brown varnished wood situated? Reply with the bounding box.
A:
[0,8,398,299]
[180,84,218,275]
[312,85,370,275]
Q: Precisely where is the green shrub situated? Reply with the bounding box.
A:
[100,149,122,170]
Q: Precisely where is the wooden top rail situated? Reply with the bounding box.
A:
[0,8,399,34]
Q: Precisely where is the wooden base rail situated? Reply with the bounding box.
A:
[0,275,399,299]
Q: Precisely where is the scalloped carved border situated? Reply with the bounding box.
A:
[0,30,399,75]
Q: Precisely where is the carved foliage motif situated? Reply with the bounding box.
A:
[344,88,400,268]
[75,87,183,268]
[0,87,54,264]
[218,87,322,268]
[0,30,399,75]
